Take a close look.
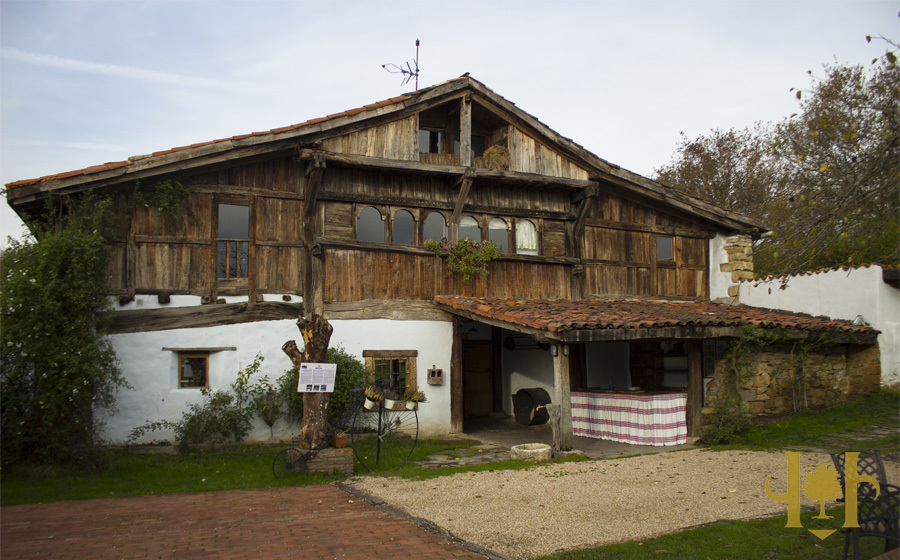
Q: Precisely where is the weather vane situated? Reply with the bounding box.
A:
[382,39,419,90]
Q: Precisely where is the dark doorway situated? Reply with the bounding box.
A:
[463,340,493,419]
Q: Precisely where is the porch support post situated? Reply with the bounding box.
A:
[450,317,464,433]
[552,343,574,451]
[686,341,703,438]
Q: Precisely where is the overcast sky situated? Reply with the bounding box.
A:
[1,0,896,244]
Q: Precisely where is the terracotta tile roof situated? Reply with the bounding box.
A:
[434,296,877,335]
[4,80,429,189]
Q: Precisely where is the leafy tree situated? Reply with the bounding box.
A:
[656,41,899,277]
[655,125,785,218]
[1,196,127,466]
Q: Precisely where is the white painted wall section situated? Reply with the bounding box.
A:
[708,233,731,301]
[739,265,899,386]
[329,318,453,437]
[102,316,454,444]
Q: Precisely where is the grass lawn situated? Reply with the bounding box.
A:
[534,506,889,560]
[0,438,486,506]
[736,390,899,451]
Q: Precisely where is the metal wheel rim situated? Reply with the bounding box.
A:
[349,402,418,471]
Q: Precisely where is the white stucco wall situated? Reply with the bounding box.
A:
[328,318,453,437]
[102,315,454,444]
[502,345,554,414]
[708,233,732,302]
[103,318,302,445]
[739,265,900,387]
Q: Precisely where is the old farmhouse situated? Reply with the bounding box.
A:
[5,75,882,448]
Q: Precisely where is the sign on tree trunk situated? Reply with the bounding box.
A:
[282,314,333,449]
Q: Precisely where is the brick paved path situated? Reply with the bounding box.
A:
[1,485,492,559]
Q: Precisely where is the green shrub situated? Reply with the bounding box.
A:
[127,355,264,453]
[277,345,367,427]
[1,196,126,467]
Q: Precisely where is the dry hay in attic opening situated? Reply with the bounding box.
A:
[477,144,510,171]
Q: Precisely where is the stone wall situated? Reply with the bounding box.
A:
[705,343,881,417]
[719,235,754,303]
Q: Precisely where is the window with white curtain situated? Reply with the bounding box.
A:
[516,219,538,255]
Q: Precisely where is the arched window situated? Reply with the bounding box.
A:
[488,218,509,252]
[357,206,384,243]
[516,219,538,255]
[423,212,447,242]
[393,210,415,245]
[458,216,482,242]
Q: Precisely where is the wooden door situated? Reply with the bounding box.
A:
[463,341,493,418]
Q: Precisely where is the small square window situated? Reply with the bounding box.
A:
[363,350,417,393]
[178,353,209,388]
[418,129,441,154]
[657,236,674,261]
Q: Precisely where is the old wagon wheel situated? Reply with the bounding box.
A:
[272,447,310,480]
[349,397,418,471]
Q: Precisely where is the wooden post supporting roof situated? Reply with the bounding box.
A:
[460,95,472,167]
[302,154,326,218]
[687,341,703,438]
[450,317,464,433]
[552,343,574,451]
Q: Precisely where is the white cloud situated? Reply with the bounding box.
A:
[0,47,253,90]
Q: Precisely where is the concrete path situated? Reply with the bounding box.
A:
[1,485,494,560]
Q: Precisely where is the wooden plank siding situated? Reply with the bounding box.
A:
[508,127,590,180]
[93,112,718,306]
[323,248,572,303]
[580,191,713,299]
[320,116,419,161]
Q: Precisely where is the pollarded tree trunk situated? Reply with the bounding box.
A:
[282,314,333,449]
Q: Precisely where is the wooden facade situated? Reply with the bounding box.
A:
[7,76,765,319]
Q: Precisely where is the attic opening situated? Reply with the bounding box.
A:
[417,99,509,168]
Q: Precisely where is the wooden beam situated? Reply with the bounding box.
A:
[450,317,464,433]
[108,301,304,334]
[558,325,878,345]
[303,154,326,218]
[573,191,595,238]
[325,299,453,322]
[460,95,472,167]
[296,149,593,191]
[686,341,703,438]
[450,168,476,225]
[317,189,576,221]
[552,344,574,451]
[435,305,555,342]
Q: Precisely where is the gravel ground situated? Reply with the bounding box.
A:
[350,449,900,559]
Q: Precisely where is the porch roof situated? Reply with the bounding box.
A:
[433,296,879,344]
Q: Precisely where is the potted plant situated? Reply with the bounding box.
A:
[332,430,348,448]
[403,388,427,410]
[383,388,401,410]
[364,386,383,410]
